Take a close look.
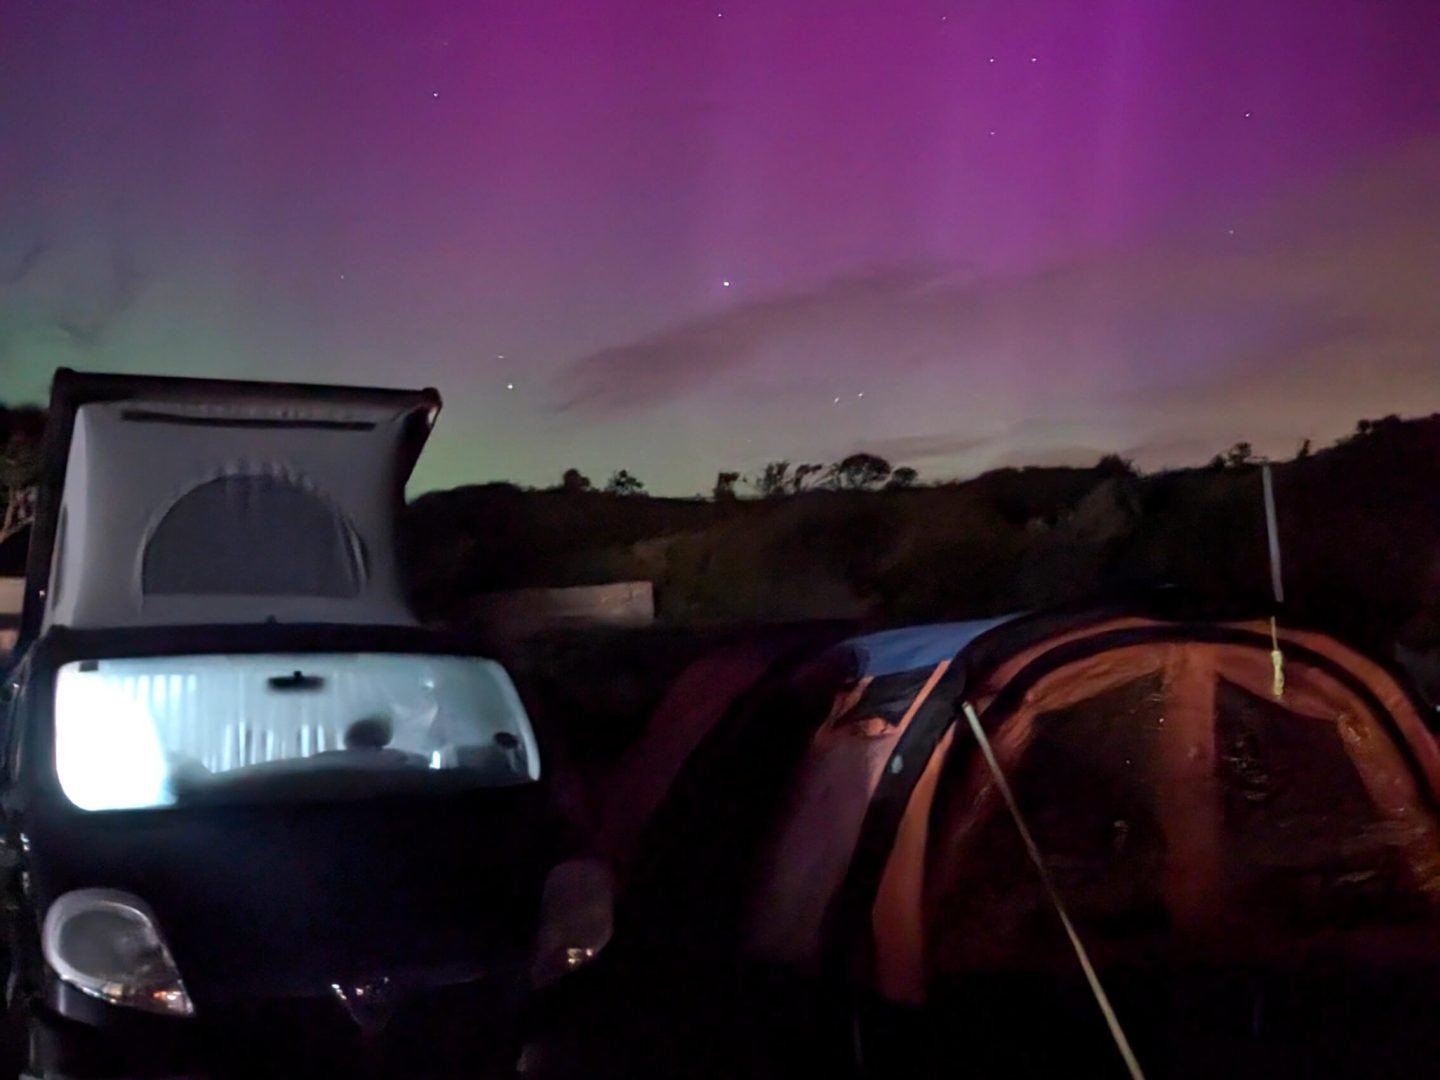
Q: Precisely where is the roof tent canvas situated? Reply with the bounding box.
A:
[22,369,439,638]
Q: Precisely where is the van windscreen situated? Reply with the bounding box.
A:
[52,652,540,811]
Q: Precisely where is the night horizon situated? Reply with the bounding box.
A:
[4,0,1439,496]
[5,8,1440,1076]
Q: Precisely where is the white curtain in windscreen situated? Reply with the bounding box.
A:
[53,653,540,811]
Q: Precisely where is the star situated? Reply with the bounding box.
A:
[722,280,731,287]
[833,396,841,404]
[988,130,996,136]
[1227,228,1236,236]
[506,383,515,391]
[431,91,439,98]
[856,392,865,398]
[1244,111,1253,117]
[988,57,996,63]
[1030,56,1038,63]
[339,273,346,280]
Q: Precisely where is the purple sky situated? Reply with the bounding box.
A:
[3,0,1439,494]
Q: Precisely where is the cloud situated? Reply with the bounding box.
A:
[0,240,47,288]
[1120,435,1223,462]
[52,244,146,348]
[0,232,149,371]
[989,446,1117,470]
[843,421,1112,469]
[552,267,976,413]
[549,137,1440,469]
[838,431,994,465]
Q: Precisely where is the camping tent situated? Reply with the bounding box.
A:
[590,605,1440,1078]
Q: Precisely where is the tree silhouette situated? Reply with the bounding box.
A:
[1210,442,1258,470]
[755,461,791,498]
[560,468,592,493]
[713,471,740,500]
[792,464,825,493]
[0,405,45,546]
[886,466,919,490]
[831,453,893,490]
[1224,441,1257,470]
[1095,454,1137,478]
[605,469,645,496]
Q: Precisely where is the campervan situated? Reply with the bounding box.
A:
[0,370,609,1078]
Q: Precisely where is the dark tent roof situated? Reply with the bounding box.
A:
[842,618,1015,678]
[596,609,1440,1078]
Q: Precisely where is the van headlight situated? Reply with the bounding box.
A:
[531,858,614,990]
[42,889,194,1017]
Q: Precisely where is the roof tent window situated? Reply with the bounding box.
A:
[142,474,367,597]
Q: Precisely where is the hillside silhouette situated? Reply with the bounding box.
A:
[403,414,1440,660]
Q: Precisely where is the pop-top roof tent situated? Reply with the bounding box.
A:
[19,368,439,645]
[599,606,1440,1077]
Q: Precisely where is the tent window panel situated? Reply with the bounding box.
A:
[828,669,933,737]
[142,474,367,598]
[1214,678,1427,931]
[929,673,1171,973]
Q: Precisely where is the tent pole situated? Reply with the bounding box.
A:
[1262,464,1286,697]
[1262,464,1285,605]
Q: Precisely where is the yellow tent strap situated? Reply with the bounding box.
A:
[1270,615,1286,699]
[961,702,1147,1080]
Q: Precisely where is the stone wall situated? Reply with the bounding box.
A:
[465,581,655,639]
